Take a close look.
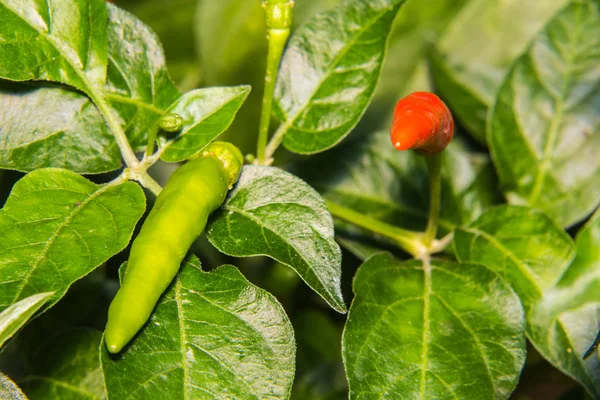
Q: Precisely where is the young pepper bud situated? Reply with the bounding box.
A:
[390,92,454,154]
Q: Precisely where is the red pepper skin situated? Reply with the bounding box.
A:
[390,92,454,154]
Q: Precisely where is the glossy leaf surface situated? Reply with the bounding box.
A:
[273,0,407,154]
[0,292,53,349]
[527,210,600,397]
[343,253,525,399]
[207,165,346,313]
[0,82,121,174]
[0,374,26,400]
[0,0,108,94]
[102,257,295,399]
[105,4,180,149]
[160,86,251,162]
[454,206,575,307]
[431,0,569,142]
[488,0,600,227]
[0,169,145,313]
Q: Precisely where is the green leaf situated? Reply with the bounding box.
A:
[17,328,106,400]
[336,236,387,262]
[298,130,500,238]
[0,0,108,94]
[101,257,295,399]
[527,209,600,397]
[0,292,53,349]
[207,165,346,313]
[0,169,145,313]
[104,4,181,149]
[488,0,600,228]
[0,373,26,400]
[454,206,576,307]
[116,0,198,86]
[159,86,251,162]
[0,81,121,174]
[431,0,569,142]
[363,0,469,132]
[273,0,408,154]
[343,253,526,399]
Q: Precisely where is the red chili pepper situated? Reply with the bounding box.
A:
[390,92,454,154]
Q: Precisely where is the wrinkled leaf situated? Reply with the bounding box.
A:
[0,169,145,313]
[207,165,346,313]
[105,4,181,149]
[431,0,569,142]
[273,0,408,154]
[0,292,53,349]
[160,86,251,162]
[0,0,108,94]
[0,373,26,400]
[454,206,575,307]
[102,257,295,399]
[343,253,526,399]
[298,130,500,238]
[0,81,121,174]
[528,209,600,397]
[18,328,106,400]
[488,0,600,227]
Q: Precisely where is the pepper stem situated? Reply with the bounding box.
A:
[424,154,443,246]
[326,200,427,258]
[256,0,294,165]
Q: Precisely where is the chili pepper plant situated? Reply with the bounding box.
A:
[0,0,598,399]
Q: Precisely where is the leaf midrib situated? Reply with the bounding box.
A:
[10,183,114,304]
[278,3,398,134]
[222,203,343,311]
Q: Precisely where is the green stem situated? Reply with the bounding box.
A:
[424,154,443,246]
[145,125,160,158]
[91,93,140,169]
[326,200,426,258]
[137,173,162,197]
[256,0,294,165]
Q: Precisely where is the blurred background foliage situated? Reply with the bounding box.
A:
[0,1,589,398]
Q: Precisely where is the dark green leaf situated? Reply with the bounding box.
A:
[336,237,387,262]
[105,4,181,149]
[207,165,346,313]
[0,292,53,349]
[0,373,26,400]
[488,0,600,227]
[298,130,500,238]
[273,0,408,154]
[343,253,526,399]
[363,0,469,133]
[0,169,145,313]
[293,310,347,400]
[454,206,575,307]
[528,209,600,397]
[431,0,569,142]
[116,0,198,86]
[160,86,251,162]
[18,328,106,400]
[0,0,108,94]
[0,82,121,174]
[102,257,295,399]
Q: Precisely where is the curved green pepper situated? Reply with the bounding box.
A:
[105,142,243,353]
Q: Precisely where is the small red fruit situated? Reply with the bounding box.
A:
[390,92,454,154]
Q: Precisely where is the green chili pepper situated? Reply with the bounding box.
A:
[105,142,243,354]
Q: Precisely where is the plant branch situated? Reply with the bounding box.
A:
[326,200,426,258]
[424,154,442,246]
[256,0,294,165]
[91,93,140,169]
